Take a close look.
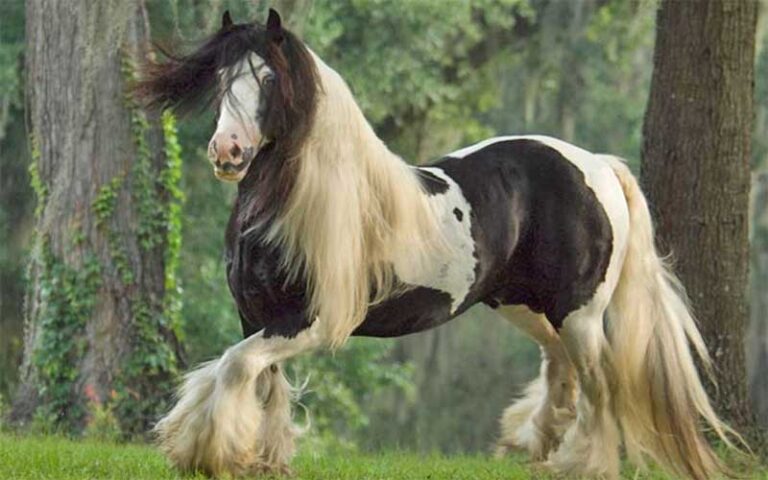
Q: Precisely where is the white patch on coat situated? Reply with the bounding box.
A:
[393,167,476,313]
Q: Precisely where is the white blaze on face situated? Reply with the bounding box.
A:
[208,53,274,182]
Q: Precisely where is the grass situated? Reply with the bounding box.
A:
[0,433,765,479]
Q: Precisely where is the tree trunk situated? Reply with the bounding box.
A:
[11,0,183,437]
[641,0,764,451]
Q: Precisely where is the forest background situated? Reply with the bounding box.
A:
[1,0,767,454]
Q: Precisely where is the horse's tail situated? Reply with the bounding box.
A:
[601,155,743,480]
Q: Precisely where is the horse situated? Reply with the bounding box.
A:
[135,9,739,480]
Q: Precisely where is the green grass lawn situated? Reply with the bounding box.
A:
[0,434,765,479]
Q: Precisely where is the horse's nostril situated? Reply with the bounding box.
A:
[229,144,242,159]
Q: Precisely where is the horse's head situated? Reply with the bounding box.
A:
[135,9,318,183]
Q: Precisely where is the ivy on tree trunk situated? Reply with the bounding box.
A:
[11,0,184,438]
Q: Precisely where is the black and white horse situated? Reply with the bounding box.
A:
[136,10,737,480]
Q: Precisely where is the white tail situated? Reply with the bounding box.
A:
[602,156,743,480]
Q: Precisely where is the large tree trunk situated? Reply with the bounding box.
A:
[11,0,183,437]
[641,0,764,451]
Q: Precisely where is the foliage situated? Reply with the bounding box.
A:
[0,0,30,400]
[31,241,102,431]
[160,110,185,341]
[302,0,532,159]
[27,136,46,218]
[93,175,125,227]
[93,174,135,284]
[82,386,121,443]
[291,338,414,443]
[485,0,655,165]
[109,64,185,437]
[0,0,24,141]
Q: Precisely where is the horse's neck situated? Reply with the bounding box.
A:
[309,59,411,176]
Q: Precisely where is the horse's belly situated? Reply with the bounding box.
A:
[352,286,455,337]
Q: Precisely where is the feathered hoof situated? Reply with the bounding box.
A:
[154,358,300,478]
[496,401,574,462]
[546,422,620,480]
[498,417,560,462]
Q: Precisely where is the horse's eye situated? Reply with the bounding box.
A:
[262,75,275,88]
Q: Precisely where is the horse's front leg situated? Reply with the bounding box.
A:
[155,322,322,477]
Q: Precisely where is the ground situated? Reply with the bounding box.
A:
[0,434,764,479]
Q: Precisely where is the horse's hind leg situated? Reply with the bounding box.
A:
[155,323,322,477]
[495,306,578,461]
[547,305,621,479]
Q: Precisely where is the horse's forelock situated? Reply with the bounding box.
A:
[133,24,263,114]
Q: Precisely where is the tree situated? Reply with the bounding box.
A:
[641,0,763,450]
[11,0,183,437]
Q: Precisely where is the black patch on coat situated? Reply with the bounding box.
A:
[453,208,463,222]
[416,169,449,195]
[438,138,614,329]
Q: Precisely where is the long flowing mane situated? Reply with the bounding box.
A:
[134,21,318,216]
[264,53,448,346]
[135,20,446,348]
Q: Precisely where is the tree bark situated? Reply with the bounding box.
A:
[11,0,183,436]
[641,0,764,451]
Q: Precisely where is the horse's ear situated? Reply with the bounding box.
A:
[221,10,233,29]
[266,8,284,44]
